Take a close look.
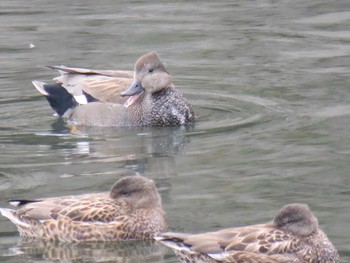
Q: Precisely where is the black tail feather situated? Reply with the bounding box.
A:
[41,83,78,116]
[8,199,41,207]
[83,90,99,103]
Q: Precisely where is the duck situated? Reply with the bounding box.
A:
[155,204,339,263]
[32,52,194,127]
[0,176,168,242]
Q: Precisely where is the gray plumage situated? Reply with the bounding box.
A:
[33,52,194,127]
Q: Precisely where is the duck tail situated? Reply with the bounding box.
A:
[154,233,192,252]
[0,208,30,228]
[32,80,78,117]
[8,199,40,207]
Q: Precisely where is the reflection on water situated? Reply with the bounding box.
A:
[5,239,167,263]
[47,122,193,179]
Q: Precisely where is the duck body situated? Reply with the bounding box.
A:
[156,204,339,263]
[69,86,193,126]
[32,52,194,127]
[0,176,168,242]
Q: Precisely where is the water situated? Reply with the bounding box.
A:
[0,0,349,262]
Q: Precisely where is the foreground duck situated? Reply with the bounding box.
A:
[32,52,194,126]
[0,176,168,242]
[156,204,339,263]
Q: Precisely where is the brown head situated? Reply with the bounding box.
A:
[273,203,318,236]
[110,176,163,210]
[121,52,173,107]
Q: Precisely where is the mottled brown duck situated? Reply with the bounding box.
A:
[0,176,168,242]
[155,204,339,263]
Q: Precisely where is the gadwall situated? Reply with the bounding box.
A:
[32,52,194,126]
[155,204,339,263]
[0,176,168,242]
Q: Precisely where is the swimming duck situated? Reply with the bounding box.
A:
[32,52,194,126]
[0,176,168,242]
[155,204,339,263]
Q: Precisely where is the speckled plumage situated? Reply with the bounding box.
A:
[32,52,194,127]
[0,176,168,242]
[155,204,339,263]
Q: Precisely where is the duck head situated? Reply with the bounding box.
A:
[110,176,162,210]
[121,52,173,107]
[274,203,318,236]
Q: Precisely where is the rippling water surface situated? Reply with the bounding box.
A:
[0,1,349,262]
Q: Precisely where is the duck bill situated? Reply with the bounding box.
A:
[121,80,144,108]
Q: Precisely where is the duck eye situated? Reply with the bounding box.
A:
[148,68,153,73]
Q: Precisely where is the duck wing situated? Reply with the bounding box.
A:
[218,224,305,255]
[8,193,126,223]
[158,225,304,259]
[49,65,133,104]
[48,65,133,78]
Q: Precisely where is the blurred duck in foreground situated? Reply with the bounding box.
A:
[0,176,168,242]
[155,204,339,263]
[32,52,194,127]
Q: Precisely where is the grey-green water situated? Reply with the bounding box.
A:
[0,1,349,262]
